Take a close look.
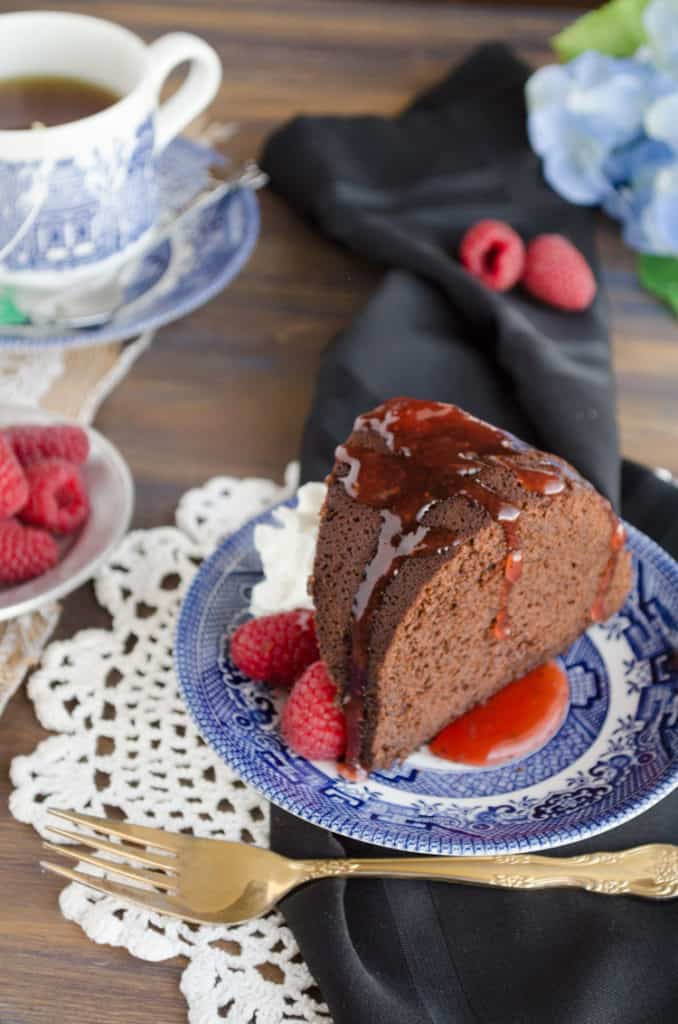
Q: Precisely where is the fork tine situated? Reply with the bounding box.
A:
[46,825,177,872]
[40,860,209,924]
[42,843,177,892]
[49,809,180,851]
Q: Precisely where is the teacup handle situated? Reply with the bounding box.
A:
[147,33,222,152]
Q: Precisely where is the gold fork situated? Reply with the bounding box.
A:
[41,809,678,925]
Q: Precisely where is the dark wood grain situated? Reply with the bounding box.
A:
[1,2,677,1021]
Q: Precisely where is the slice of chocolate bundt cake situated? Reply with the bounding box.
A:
[311,397,632,772]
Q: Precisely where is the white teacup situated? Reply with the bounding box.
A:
[0,11,222,291]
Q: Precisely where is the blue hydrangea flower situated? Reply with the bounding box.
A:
[602,137,675,249]
[527,52,666,203]
[526,32,678,253]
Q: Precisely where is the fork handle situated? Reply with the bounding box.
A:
[298,844,678,899]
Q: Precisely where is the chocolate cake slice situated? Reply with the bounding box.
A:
[311,397,632,772]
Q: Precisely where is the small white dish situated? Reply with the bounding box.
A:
[0,405,134,621]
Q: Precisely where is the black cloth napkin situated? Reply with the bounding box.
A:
[260,44,678,1024]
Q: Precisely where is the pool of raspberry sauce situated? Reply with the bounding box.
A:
[428,660,569,767]
[335,660,570,778]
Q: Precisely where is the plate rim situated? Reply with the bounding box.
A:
[0,405,134,621]
[175,505,678,854]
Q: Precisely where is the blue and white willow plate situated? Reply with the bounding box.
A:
[176,498,678,855]
[0,138,259,350]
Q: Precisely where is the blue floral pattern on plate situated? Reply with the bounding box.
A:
[0,137,259,350]
[175,499,678,855]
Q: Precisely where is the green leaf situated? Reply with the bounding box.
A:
[552,0,650,61]
[638,253,678,316]
[0,289,28,325]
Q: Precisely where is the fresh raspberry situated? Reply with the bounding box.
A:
[281,661,347,760]
[20,458,90,534]
[0,434,28,518]
[5,423,89,467]
[459,219,525,291]
[0,520,58,584]
[230,609,319,687]
[522,234,597,312]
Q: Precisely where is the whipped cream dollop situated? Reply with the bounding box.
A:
[249,481,326,616]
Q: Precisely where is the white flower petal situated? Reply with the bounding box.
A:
[645,92,678,147]
[644,0,678,76]
[525,64,570,112]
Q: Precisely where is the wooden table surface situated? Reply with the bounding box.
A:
[1,2,677,1021]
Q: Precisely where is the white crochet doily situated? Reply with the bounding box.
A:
[0,347,65,406]
[10,462,332,1024]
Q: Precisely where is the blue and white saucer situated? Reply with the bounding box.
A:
[175,498,678,855]
[0,138,259,350]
